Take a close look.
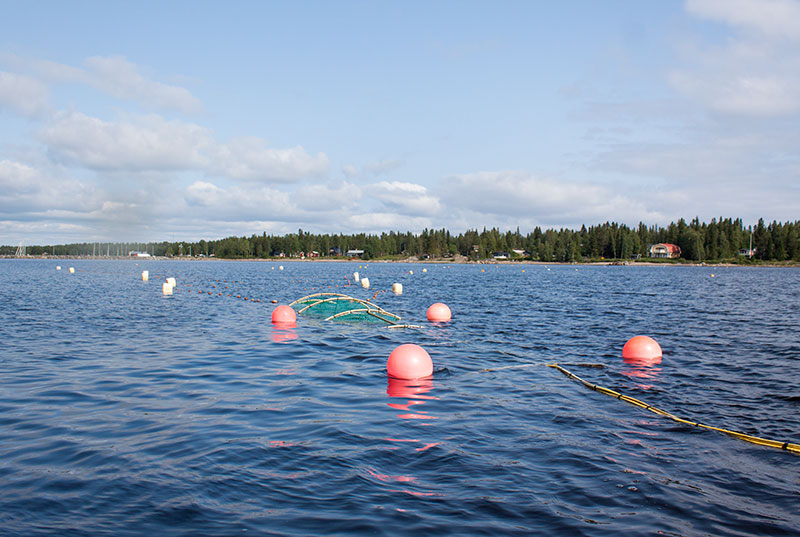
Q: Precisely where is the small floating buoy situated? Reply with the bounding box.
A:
[69,267,75,273]
[279,265,284,270]
[387,344,433,380]
[622,336,662,361]
[422,268,427,273]
[427,302,451,322]
[361,277,370,289]
[56,266,61,271]
[392,283,403,295]
[271,305,296,324]
[409,270,413,275]
[141,270,149,282]
[353,271,360,282]
[162,282,173,295]
[710,274,715,278]
[271,300,277,304]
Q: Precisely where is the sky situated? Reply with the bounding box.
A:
[1,0,799,245]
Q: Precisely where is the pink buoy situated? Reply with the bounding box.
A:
[271,305,297,324]
[622,336,662,364]
[387,344,433,380]
[426,302,452,322]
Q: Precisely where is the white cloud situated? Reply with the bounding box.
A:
[1,53,203,114]
[289,181,361,210]
[345,212,433,232]
[338,158,403,179]
[211,137,329,182]
[686,0,800,41]
[365,180,441,215]
[439,171,661,227]
[38,111,329,181]
[0,160,40,193]
[39,111,213,171]
[0,71,48,117]
[183,180,294,220]
[82,55,203,114]
[341,163,358,178]
[185,180,224,207]
[0,159,99,220]
[672,0,800,116]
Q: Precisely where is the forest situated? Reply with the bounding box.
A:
[4,217,800,263]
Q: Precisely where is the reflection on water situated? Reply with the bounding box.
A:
[2,260,799,536]
[271,322,297,343]
[386,377,438,420]
[621,353,662,383]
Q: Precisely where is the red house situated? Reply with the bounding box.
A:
[649,243,681,258]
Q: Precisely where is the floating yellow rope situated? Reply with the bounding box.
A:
[548,363,800,455]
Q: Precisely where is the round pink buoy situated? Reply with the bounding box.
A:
[387,344,433,379]
[426,302,452,322]
[622,335,662,363]
[271,305,297,324]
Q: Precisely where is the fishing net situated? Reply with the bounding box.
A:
[289,293,417,328]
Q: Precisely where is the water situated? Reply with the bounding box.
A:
[1,259,798,536]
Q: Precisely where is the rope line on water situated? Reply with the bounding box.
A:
[547,363,800,455]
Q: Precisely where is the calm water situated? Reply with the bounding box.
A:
[1,259,798,536]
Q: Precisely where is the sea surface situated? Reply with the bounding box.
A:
[1,259,798,536]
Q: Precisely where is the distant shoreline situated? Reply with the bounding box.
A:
[2,254,798,268]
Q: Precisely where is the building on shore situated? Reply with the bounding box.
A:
[649,243,681,259]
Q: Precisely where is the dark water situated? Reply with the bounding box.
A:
[1,259,798,536]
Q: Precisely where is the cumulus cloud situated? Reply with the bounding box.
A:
[38,111,329,181]
[672,0,800,116]
[39,111,213,171]
[289,181,361,210]
[82,55,203,114]
[345,212,434,232]
[339,158,403,179]
[0,159,99,220]
[364,181,441,215]
[686,0,800,41]
[211,137,329,182]
[0,71,49,117]
[1,53,202,114]
[439,171,661,227]
[0,160,40,193]
[184,180,296,221]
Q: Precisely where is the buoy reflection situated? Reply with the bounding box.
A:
[271,322,297,343]
[622,354,662,384]
[386,377,438,420]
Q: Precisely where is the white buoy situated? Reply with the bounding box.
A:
[279,265,284,270]
[166,277,176,287]
[409,270,414,275]
[141,270,149,282]
[392,282,403,295]
[162,282,173,295]
[353,271,360,282]
[361,277,370,289]
[422,268,427,273]
[69,267,75,273]
[56,266,61,270]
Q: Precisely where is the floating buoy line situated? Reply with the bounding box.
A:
[548,363,800,455]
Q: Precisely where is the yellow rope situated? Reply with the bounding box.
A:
[547,363,800,455]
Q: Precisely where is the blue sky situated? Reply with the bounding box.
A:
[1,0,799,244]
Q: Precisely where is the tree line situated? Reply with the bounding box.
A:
[4,217,799,262]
